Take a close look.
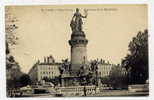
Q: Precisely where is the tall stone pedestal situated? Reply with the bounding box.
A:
[69,31,88,76]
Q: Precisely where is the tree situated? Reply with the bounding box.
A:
[6,42,10,55]
[122,29,148,84]
[5,7,19,46]
[109,65,121,89]
[6,68,24,88]
[5,8,23,89]
[19,74,31,87]
[109,65,128,89]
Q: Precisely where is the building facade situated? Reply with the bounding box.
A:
[28,55,61,83]
[97,60,114,78]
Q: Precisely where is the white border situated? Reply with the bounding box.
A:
[0,0,154,100]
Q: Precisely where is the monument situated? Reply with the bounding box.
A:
[69,8,88,75]
[61,8,89,86]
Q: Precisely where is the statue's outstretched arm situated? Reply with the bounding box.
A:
[81,15,87,18]
[81,9,88,18]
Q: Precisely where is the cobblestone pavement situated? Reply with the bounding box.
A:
[87,90,149,97]
[21,90,148,97]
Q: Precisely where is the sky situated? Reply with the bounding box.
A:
[6,4,148,73]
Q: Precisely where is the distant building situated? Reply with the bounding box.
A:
[28,55,61,83]
[97,59,114,78]
[121,67,127,76]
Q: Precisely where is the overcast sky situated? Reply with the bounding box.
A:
[6,5,148,73]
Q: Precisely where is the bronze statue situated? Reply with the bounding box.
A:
[70,8,88,32]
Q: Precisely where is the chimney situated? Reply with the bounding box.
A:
[47,57,49,63]
[44,57,46,63]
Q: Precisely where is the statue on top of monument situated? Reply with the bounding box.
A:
[70,8,88,32]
